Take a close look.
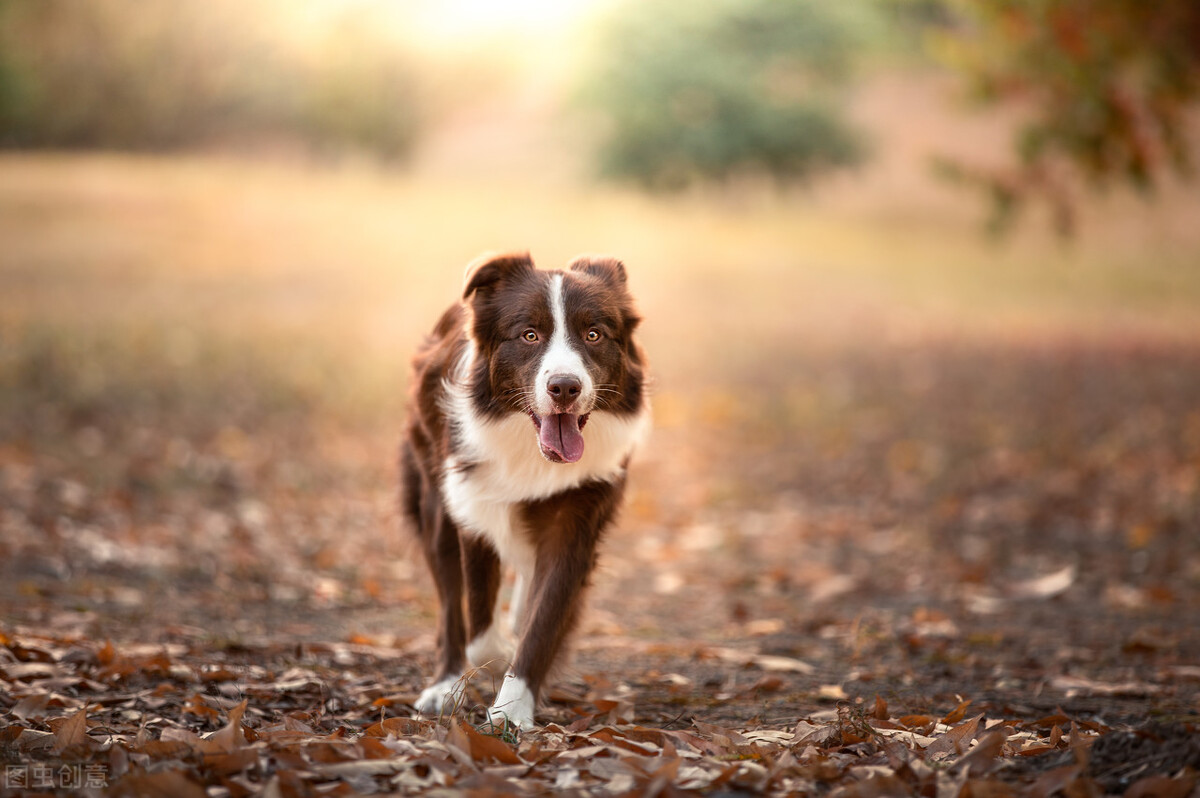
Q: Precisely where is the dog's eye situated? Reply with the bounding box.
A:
[585,329,602,343]
[522,330,539,343]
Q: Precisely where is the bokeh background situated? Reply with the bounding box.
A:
[2,0,1199,709]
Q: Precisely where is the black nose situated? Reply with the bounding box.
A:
[547,374,582,405]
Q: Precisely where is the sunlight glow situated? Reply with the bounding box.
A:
[296,0,609,48]
[409,0,599,40]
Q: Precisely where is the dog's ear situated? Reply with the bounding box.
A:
[463,252,535,300]
[568,255,627,286]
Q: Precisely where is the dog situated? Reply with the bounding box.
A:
[400,252,649,730]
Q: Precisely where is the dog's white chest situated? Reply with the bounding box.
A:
[440,408,648,565]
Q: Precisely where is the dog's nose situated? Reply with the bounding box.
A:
[547,374,582,405]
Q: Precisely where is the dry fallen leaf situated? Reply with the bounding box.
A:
[448,718,523,765]
[1124,773,1197,798]
[941,699,972,725]
[51,707,92,754]
[951,729,1008,777]
[926,713,982,758]
[1009,565,1076,600]
[204,698,249,753]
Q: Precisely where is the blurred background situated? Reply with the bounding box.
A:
[2,0,1199,696]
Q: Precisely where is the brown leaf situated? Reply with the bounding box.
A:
[1048,724,1063,748]
[199,667,239,683]
[796,723,840,747]
[752,674,785,693]
[872,695,890,721]
[182,694,221,721]
[643,755,681,796]
[112,767,207,798]
[829,772,911,798]
[1031,712,1071,730]
[553,744,608,760]
[1016,745,1058,757]
[2,662,62,681]
[1124,774,1197,798]
[359,736,399,759]
[693,719,749,752]
[953,730,1008,777]
[11,693,50,721]
[1028,763,1082,798]
[135,739,194,760]
[160,726,207,753]
[927,713,982,758]
[450,718,523,765]
[52,707,91,754]
[963,777,1020,798]
[205,746,259,777]
[364,716,426,737]
[205,698,248,753]
[898,715,935,732]
[16,728,56,753]
[942,699,972,725]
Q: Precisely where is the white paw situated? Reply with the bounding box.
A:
[486,673,536,731]
[466,624,515,677]
[414,674,465,715]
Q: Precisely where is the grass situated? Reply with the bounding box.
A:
[1,151,1197,472]
[3,147,1197,511]
[3,148,1199,452]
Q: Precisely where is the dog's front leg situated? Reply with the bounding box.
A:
[486,517,603,731]
[462,534,513,677]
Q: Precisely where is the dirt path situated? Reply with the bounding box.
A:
[3,338,1198,794]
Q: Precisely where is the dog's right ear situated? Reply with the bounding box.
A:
[462,252,534,300]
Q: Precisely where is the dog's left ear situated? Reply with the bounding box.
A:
[463,252,535,300]
[568,255,627,286]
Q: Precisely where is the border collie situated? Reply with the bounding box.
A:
[401,252,649,730]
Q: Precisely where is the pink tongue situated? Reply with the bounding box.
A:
[539,413,585,463]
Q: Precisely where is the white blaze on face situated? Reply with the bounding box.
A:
[535,274,593,418]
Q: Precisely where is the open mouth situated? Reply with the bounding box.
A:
[528,411,590,463]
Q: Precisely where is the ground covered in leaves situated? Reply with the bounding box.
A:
[4,340,1199,796]
[1,624,1198,796]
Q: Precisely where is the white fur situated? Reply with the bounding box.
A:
[442,373,649,563]
[466,595,515,677]
[488,673,536,731]
[508,572,529,635]
[414,673,465,716]
[535,273,593,417]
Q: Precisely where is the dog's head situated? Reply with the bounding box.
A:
[461,252,645,463]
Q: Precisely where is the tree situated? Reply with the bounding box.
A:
[928,0,1200,234]
[577,0,876,191]
[0,0,423,160]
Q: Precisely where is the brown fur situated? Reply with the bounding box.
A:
[400,253,647,720]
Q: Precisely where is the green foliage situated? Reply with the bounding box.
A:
[926,0,1200,234]
[577,0,877,191]
[0,0,423,159]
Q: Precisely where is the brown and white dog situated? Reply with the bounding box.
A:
[401,252,649,730]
